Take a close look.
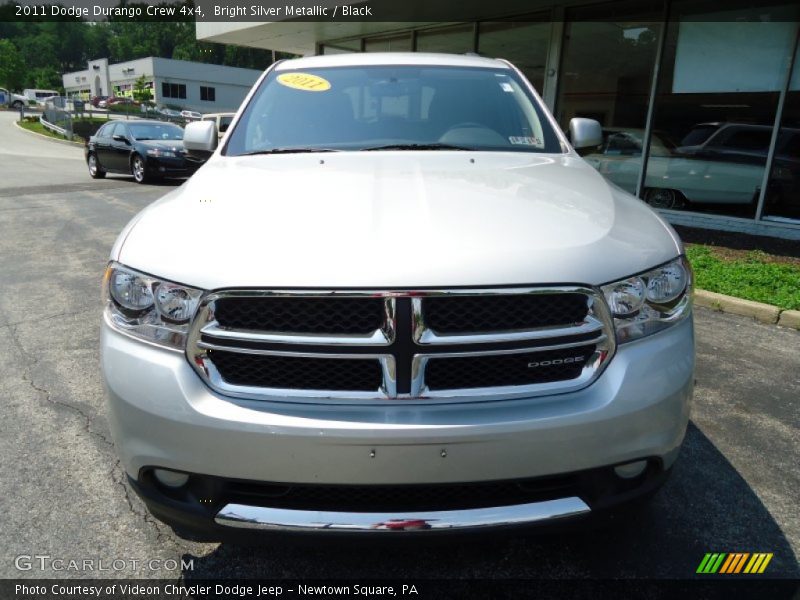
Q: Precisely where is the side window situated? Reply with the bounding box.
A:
[777,131,800,157]
[722,129,771,152]
[97,123,112,137]
[605,133,640,155]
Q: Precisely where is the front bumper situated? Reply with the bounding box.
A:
[102,316,693,535]
[144,155,202,177]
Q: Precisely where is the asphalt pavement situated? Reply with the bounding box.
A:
[0,109,798,582]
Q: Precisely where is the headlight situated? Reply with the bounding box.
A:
[103,263,203,350]
[109,269,154,312]
[146,148,176,157]
[601,257,692,343]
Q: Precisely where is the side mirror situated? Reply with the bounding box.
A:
[112,134,129,144]
[568,118,602,155]
[184,120,218,157]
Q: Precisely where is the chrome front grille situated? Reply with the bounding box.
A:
[423,344,598,391]
[215,296,386,335]
[421,293,590,334]
[208,350,384,391]
[186,287,616,403]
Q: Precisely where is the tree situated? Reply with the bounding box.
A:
[132,75,152,102]
[84,22,111,60]
[0,39,25,90]
[30,67,61,91]
[0,18,287,93]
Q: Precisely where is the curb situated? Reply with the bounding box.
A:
[694,289,799,330]
[13,119,85,147]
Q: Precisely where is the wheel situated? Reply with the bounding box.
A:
[644,188,682,210]
[131,154,149,184]
[87,153,106,179]
[11,100,24,110]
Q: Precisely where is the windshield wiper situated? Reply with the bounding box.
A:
[362,143,475,151]
[237,148,341,156]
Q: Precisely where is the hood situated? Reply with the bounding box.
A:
[114,152,682,290]
[137,139,184,151]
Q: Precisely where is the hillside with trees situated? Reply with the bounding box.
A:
[0,2,287,91]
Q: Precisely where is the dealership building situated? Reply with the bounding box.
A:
[62,57,262,113]
[197,0,800,239]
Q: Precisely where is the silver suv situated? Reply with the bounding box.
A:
[101,53,694,539]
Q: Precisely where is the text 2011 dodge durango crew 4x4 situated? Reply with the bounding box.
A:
[101,53,693,539]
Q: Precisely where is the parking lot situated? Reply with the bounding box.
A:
[0,109,798,581]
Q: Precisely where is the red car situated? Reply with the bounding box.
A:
[107,97,140,107]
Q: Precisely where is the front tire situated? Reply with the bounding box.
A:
[87,153,106,179]
[131,154,149,184]
[644,187,683,210]
[11,100,24,110]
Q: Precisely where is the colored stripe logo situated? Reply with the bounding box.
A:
[697,553,773,574]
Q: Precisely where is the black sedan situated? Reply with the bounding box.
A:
[85,120,205,184]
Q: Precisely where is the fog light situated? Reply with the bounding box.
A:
[614,460,647,479]
[153,469,189,488]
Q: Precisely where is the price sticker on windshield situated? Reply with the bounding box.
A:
[277,73,331,92]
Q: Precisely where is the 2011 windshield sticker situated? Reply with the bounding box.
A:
[509,136,543,147]
[277,73,331,92]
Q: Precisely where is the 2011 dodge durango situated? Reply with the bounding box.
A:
[101,53,694,539]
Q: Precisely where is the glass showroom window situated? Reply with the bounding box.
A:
[321,39,361,55]
[364,32,413,52]
[643,0,798,216]
[415,24,475,54]
[762,34,800,224]
[556,0,663,195]
[478,16,551,93]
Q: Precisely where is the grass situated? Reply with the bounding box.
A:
[18,118,84,143]
[686,245,800,310]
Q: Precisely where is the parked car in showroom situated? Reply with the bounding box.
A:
[583,128,678,205]
[102,53,694,540]
[586,123,800,210]
[86,119,204,183]
[661,123,800,208]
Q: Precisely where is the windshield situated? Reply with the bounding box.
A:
[129,123,184,141]
[225,65,562,155]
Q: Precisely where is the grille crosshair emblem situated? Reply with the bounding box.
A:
[187,287,616,403]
